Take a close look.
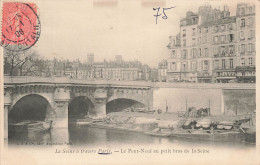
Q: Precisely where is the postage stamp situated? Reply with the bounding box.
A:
[1,2,40,52]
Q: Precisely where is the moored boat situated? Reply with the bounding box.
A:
[171,129,242,142]
[74,118,93,126]
[9,120,53,133]
[145,128,171,137]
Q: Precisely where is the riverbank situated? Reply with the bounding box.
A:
[82,111,255,144]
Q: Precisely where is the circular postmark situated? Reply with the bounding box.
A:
[1,2,41,52]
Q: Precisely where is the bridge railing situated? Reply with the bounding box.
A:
[4,76,153,88]
[4,76,255,89]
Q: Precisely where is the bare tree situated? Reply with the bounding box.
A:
[4,50,46,76]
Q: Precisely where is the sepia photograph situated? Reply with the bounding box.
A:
[0,0,259,164]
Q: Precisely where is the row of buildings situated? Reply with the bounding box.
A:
[4,53,156,81]
[161,3,256,83]
[56,55,152,81]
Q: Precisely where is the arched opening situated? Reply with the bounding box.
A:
[9,94,52,122]
[68,96,94,120]
[106,98,145,114]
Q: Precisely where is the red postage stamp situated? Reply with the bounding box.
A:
[1,2,41,51]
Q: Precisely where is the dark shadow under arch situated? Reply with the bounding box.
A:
[9,94,51,122]
[68,96,94,119]
[106,98,145,114]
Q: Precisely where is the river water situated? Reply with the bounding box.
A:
[8,125,255,150]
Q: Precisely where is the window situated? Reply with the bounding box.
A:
[222,59,226,69]
[240,8,245,15]
[248,30,254,39]
[240,19,245,28]
[214,60,219,69]
[248,43,252,52]
[203,60,208,70]
[192,61,197,70]
[182,63,187,71]
[192,28,196,36]
[171,50,176,59]
[229,45,234,54]
[205,48,208,57]
[239,31,245,40]
[229,59,234,68]
[221,35,225,43]
[191,49,196,58]
[183,39,186,46]
[249,7,252,14]
[214,47,219,55]
[214,26,218,32]
[182,49,187,59]
[227,34,234,42]
[182,29,186,37]
[204,27,208,33]
[249,58,253,66]
[192,38,196,46]
[221,25,225,31]
[228,24,233,30]
[221,46,225,56]
[213,36,218,44]
[248,17,253,26]
[241,44,245,53]
[198,37,201,44]
[198,28,201,34]
[241,58,245,66]
[198,48,202,57]
[171,62,176,70]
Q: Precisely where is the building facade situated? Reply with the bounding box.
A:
[167,3,256,83]
[158,60,167,82]
[44,56,151,81]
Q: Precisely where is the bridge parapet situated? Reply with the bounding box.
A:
[4,76,153,89]
[4,76,255,90]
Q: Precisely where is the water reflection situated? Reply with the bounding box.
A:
[9,125,255,149]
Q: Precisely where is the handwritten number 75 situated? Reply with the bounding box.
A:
[153,7,175,24]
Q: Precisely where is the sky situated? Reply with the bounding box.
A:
[30,0,248,67]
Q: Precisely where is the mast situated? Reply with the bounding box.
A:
[166,99,168,113]
[208,99,211,116]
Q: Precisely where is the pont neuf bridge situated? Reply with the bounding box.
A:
[4,76,255,140]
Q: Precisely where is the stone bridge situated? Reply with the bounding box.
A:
[4,76,153,140]
[4,76,255,141]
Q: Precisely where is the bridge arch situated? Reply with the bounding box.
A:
[68,96,95,119]
[106,98,145,114]
[9,94,53,122]
[10,92,54,111]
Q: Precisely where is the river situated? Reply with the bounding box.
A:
[8,125,255,150]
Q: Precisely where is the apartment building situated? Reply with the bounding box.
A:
[167,3,256,83]
[235,3,256,83]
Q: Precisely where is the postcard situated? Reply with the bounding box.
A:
[0,0,259,164]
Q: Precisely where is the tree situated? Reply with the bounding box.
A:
[4,49,46,76]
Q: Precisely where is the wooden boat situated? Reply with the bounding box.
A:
[75,119,92,126]
[170,129,242,142]
[9,120,53,133]
[145,128,171,137]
